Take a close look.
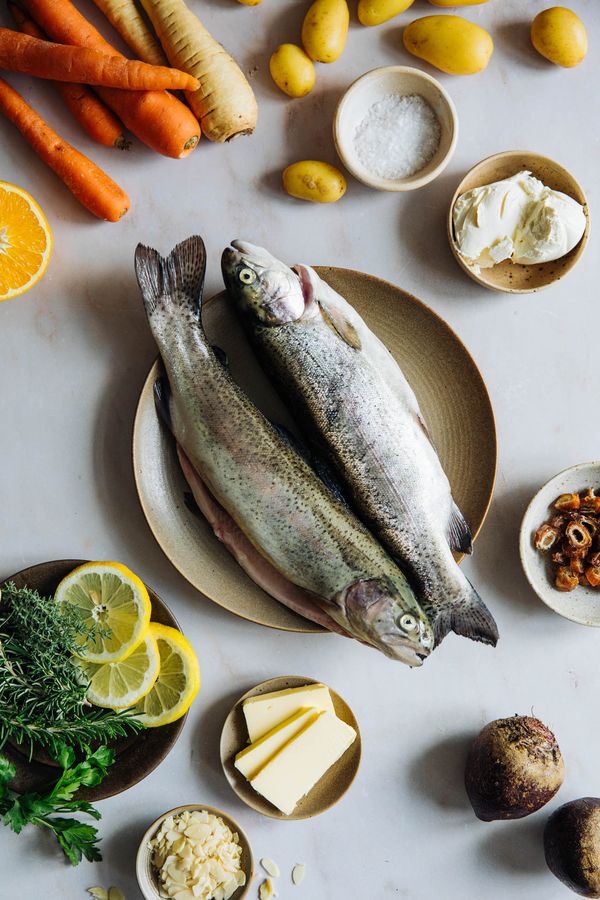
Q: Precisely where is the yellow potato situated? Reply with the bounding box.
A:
[531,7,587,68]
[428,0,488,6]
[270,44,316,97]
[358,0,415,27]
[403,15,493,75]
[302,0,349,64]
[283,161,346,203]
[237,0,262,5]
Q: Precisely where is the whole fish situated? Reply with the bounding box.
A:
[135,236,434,665]
[221,240,498,648]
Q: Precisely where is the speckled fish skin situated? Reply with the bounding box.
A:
[221,241,498,648]
[135,236,434,665]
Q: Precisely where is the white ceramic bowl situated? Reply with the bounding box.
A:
[136,804,253,900]
[333,66,458,192]
[520,462,600,626]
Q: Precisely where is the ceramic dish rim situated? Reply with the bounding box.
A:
[447,150,590,294]
[135,803,253,900]
[519,461,600,625]
[333,65,459,192]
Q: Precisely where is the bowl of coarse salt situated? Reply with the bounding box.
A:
[333,66,458,192]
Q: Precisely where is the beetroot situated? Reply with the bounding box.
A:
[545,798,600,898]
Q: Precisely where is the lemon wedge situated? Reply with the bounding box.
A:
[134,623,200,727]
[0,182,52,302]
[81,631,160,709]
[56,561,151,664]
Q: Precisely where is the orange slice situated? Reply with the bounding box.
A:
[0,182,52,302]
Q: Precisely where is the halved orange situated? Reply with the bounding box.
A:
[0,182,52,302]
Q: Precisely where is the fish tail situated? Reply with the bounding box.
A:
[135,236,207,319]
[431,576,499,648]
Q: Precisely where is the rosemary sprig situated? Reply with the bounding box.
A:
[0,582,144,758]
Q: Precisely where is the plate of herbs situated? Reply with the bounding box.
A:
[0,559,187,866]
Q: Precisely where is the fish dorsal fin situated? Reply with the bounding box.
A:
[153,376,172,431]
[318,302,362,350]
[135,236,206,319]
[211,345,229,369]
[447,501,473,555]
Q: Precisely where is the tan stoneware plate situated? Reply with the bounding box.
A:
[1,559,186,801]
[448,151,590,293]
[219,676,361,820]
[334,66,458,192]
[520,462,600,626]
[136,803,253,900]
[133,267,497,632]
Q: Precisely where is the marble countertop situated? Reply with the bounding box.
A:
[1,0,598,897]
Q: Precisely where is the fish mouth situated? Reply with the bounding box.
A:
[378,634,429,666]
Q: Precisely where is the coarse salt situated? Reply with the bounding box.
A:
[353,93,441,180]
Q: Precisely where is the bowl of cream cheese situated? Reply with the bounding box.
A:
[448,151,589,293]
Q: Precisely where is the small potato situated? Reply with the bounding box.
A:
[531,7,587,68]
[358,0,415,27]
[237,0,262,5]
[283,161,346,203]
[428,0,488,6]
[403,15,493,75]
[270,44,315,97]
[302,0,349,64]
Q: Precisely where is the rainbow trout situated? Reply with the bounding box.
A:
[135,236,434,664]
[221,241,498,648]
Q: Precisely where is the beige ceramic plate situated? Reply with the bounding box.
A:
[520,462,600,626]
[1,559,186,800]
[133,267,497,631]
[136,803,253,900]
[219,676,361,820]
[448,151,590,293]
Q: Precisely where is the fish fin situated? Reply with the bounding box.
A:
[319,303,362,350]
[212,345,229,369]
[271,422,310,462]
[135,236,207,318]
[312,456,349,506]
[153,376,172,431]
[447,501,473,555]
[431,579,498,648]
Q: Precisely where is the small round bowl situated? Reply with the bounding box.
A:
[333,66,458,192]
[220,676,361,820]
[520,462,600,626]
[448,151,590,293]
[136,804,253,900]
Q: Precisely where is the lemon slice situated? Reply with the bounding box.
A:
[56,561,151,664]
[81,632,160,709]
[134,623,200,727]
[0,182,52,302]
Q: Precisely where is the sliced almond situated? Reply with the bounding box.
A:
[259,878,276,900]
[87,890,108,900]
[292,863,305,886]
[108,890,125,900]
[261,858,280,879]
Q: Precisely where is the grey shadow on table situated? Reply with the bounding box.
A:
[191,688,250,807]
[494,21,551,71]
[405,732,473,814]
[475,815,548,876]
[101,813,155,895]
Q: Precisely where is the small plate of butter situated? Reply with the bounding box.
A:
[220,676,361,820]
[448,151,589,293]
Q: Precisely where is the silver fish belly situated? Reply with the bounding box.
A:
[221,241,498,648]
[135,236,434,664]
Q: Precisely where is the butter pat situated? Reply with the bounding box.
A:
[235,708,319,780]
[453,171,586,271]
[250,711,356,816]
[243,683,335,742]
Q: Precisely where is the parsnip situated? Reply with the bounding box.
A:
[91,0,168,66]
[139,0,257,142]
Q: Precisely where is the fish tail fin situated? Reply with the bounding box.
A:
[431,577,499,648]
[135,236,206,319]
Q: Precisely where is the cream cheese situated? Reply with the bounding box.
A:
[453,171,586,270]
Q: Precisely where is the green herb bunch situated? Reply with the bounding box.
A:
[0,582,143,758]
[0,744,114,864]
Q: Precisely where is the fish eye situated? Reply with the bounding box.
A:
[399,614,418,633]
[239,267,256,284]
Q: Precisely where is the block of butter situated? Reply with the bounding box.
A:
[243,683,335,743]
[235,708,318,780]
[250,710,356,816]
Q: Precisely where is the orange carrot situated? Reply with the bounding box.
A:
[8,3,127,149]
[0,29,201,91]
[0,76,130,221]
[20,0,200,159]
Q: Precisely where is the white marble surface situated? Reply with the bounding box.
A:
[0,0,598,897]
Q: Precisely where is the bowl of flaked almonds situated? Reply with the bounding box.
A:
[520,462,600,626]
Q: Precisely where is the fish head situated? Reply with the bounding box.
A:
[342,578,434,666]
[222,240,307,326]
